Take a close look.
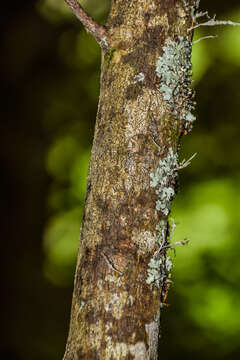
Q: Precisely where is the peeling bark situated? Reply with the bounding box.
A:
[63,1,196,359]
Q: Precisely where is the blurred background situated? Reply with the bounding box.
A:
[1,0,240,359]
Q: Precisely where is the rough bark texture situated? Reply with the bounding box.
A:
[63,1,196,359]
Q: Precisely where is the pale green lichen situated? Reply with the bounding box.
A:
[146,149,178,288]
[156,36,195,124]
[146,255,173,288]
[155,219,167,245]
[165,257,173,272]
[150,148,178,216]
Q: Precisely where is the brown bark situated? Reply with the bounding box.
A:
[63,1,196,359]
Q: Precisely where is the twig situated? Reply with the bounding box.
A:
[193,35,218,44]
[161,238,190,250]
[190,15,240,30]
[102,253,123,275]
[64,0,109,50]
[169,218,177,240]
[178,153,197,170]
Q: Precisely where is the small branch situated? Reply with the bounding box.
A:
[161,238,190,250]
[169,217,177,241]
[190,15,240,30]
[64,0,109,50]
[193,35,218,44]
[178,152,197,170]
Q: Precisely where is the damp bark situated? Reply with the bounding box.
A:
[63,1,196,359]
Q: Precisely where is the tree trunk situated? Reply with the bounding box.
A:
[63,1,197,359]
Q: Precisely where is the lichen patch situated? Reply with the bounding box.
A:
[146,148,178,288]
[150,147,178,216]
[131,230,157,255]
[156,36,195,129]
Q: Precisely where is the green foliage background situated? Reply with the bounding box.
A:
[1,1,240,359]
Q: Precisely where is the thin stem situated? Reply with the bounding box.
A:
[190,15,240,30]
[193,35,217,44]
[64,0,109,50]
[178,152,197,170]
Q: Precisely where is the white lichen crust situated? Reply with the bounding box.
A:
[156,37,196,124]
